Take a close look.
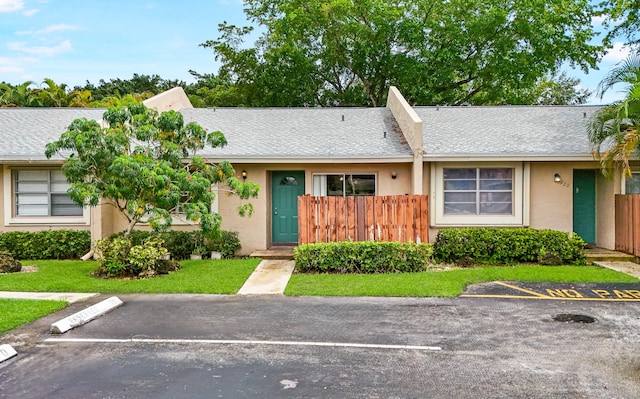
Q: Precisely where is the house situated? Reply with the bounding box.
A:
[0,87,622,255]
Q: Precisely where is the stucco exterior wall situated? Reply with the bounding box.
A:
[528,162,576,233]
[596,170,618,250]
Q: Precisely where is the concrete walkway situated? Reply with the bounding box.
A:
[0,291,98,303]
[237,259,295,295]
[593,261,640,279]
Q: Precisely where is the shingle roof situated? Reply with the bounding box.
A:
[415,106,600,159]
[0,105,602,162]
[0,108,105,161]
[180,107,411,160]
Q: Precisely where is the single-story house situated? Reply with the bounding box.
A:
[0,87,626,255]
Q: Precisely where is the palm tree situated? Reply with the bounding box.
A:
[588,51,640,176]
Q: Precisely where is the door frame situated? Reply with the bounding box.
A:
[270,170,305,245]
[572,169,597,244]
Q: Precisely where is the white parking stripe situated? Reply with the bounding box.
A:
[45,337,442,351]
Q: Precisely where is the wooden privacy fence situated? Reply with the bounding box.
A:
[298,194,429,244]
[615,194,640,256]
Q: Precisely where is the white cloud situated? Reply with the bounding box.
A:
[603,42,632,63]
[38,24,81,34]
[15,24,81,36]
[0,0,23,12]
[7,40,73,57]
[22,8,38,16]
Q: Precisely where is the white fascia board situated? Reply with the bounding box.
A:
[423,154,596,162]
[200,157,414,164]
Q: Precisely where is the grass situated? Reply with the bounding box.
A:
[0,258,261,294]
[284,265,640,297]
[0,299,67,335]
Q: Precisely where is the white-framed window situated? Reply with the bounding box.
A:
[432,162,529,226]
[623,172,640,194]
[443,168,513,215]
[312,174,376,196]
[14,170,83,217]
[3,166,90,225]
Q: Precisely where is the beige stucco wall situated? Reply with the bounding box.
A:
[596,169,619,249]
[529,161,616,249]
[528,162,576,233]
[218,162,413,255]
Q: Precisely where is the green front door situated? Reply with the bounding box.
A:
[573,170,596,244]
[271,171,305,244]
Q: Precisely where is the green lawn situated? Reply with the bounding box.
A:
[0,299,67,335]
[284,265,639,297]
[0,259,261,294]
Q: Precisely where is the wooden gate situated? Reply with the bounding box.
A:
[297,195,429,244]
[615,194,640,256]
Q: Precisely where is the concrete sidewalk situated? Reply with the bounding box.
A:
[593,261,640,279]
[0,291,98,303]
[237,260,295,295]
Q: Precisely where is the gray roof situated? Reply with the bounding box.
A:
[415,106,600,159]
[0,108,105,161]
[181,107,411,161]
[0,105,602,163]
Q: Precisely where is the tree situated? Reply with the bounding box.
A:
[0,81,37,107]
[491,72,592,105]
[76,74,186,101]
[44,103,259,238]
[587,51,640,176]
[202,0,602,106]
[1,79,92,107]
[598,0,640,48]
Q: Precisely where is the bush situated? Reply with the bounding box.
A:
[95,235,176,278]
[108,229,240,260]
[294,241,432,274]
[206,230,241,259]
[0,230,91,259]
[432,228,586,265]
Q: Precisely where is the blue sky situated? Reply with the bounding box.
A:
[0,0,633,104]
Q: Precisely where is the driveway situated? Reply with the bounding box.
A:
[1,292,640,398]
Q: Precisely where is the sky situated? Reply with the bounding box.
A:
[0,0,634,105]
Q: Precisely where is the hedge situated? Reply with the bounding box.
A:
[432,227,586,265]
[294,241,433,274]
[108,229,241,260]
[0,230,91,260]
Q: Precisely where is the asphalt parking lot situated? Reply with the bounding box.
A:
[1,286,640,399]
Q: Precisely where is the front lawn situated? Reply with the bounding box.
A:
[0,259,261,294]
[0,299,67,335]
[284,265,639,297]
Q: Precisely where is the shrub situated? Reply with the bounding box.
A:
[206,230,241,259]
[432,228,586,265]
[108,229,240,260]
[95,235,175,278]
[294,241,432,274]
[0,230,91,259]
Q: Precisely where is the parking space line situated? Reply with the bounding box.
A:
[494,281,549,298]
[460,294,640,301]
[45,337,442,351]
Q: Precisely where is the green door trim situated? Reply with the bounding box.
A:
[572,169,596,244]
[271,171,305,244]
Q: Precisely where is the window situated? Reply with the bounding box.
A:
[432,162,528,226]
[312,174,376,196]
[14,170,83,217]
[625,172,640,194]
[443,168,513,215]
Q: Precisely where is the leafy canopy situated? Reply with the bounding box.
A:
[202,0,602,106]
[45,103,259,236]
